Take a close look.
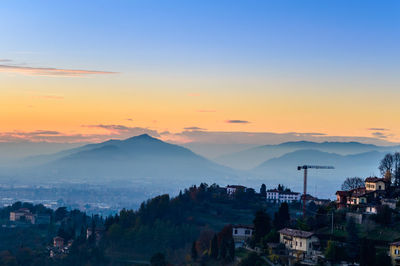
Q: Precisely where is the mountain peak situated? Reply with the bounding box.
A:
[125,134,159,142]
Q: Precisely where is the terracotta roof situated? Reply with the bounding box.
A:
[232,224,254,230]
[350,187,366,197]
[365,177,387,183]
[336,191,348,196]
[278,228,314,238]
[391,241,400,246]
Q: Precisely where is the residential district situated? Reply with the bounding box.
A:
[3,164,400,265]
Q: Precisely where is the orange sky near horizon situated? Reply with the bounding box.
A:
[1,70,399,144]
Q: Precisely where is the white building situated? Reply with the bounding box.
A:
[226,185,246,196]
[279,228,320,259]
[232,225,254,247]
[266,189,280,202]
[365,205,378,214]
[266,189,301,204]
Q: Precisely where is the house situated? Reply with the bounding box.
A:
[53,236,64,248]
[314,198,331,206]
[346,187,368,205]
[266,189,280,203]
[232,224,254,247]
[266,189,301,204]
[87,226,105,242]
[279,191,301,203]
[382,198,397,209]
[336,191,349,208]
[9,208,31,221]
[365,177,388,192]
[279,228,320,259]
[365,205,378,214]
[390,241,400,266]
[335,177,388,208]
[226,185,246,196]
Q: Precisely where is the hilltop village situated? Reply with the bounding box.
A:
[2,154,400,265]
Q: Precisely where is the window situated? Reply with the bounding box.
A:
[245,230,250,235]
[234,229,237,234]
[296,241,297,246]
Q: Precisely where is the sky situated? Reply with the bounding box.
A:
[1,0,400,148]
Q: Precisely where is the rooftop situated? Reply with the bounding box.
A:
[391,241,400,246]
[232,224,254,229]
[278,228,314,238]
[365,177,388,183]
[227,185,246,189]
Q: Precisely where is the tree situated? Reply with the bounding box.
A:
[325,240,338,262]
[150,253,166,266]
[359,238,375,266]
[375,205,392,225]
[54,207,68,222]
[217,225,234,261]
[273,202,290,230]
[191,241,198,261]
[379,153,394,177]
[260,184,266,199]
[346,218,359,262]
[253,210,271,243]
[239,252,266,266]
[375,250,391,266]
[209,234,219,259]
[341,177,364,191]
[394,152,400,186]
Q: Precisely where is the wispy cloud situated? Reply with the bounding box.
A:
[367,128,389,131]
[0,59,12,62]
[82,124,160,137]
[83,124,131,131]
[226,120,250,124]
[372,132,387,139]
[184,127,206,131]
[0,64,116,77]
[0,128,398,147]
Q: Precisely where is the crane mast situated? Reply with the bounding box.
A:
[297,165,334,217]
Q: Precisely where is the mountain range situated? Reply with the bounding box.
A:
[1,134,399,200]
[215,141,400,170]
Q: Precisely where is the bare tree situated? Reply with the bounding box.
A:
[379,153,394,176]
[341,177,364,191]
[394,152,400,186]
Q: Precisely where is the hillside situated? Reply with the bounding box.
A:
[216,141,400,170]
[252,149,385,198]
[7,135,237,193]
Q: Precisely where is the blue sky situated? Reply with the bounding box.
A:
[0,0,399,147]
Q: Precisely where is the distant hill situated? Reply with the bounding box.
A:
[7,134,237,191]
[252,149,386,198]
[215,141,400,169]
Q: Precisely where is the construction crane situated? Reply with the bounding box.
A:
[297,165,334,217]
